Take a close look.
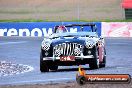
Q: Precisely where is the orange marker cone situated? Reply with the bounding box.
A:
[78,65,86,76]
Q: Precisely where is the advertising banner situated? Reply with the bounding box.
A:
[102,22,132,37]
[0,22,101,37]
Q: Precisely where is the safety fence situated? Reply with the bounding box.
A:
[0,22,132,37]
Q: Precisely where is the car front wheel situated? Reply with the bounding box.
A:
[49,65,58,71]
[89,47,99,69]
[40,52,49,72]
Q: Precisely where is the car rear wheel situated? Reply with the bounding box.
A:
[89,47,99,69]
[40,52,49,72]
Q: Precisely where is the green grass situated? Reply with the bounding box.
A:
[0,8,70,14]
[0,19,44,22]
[0,19,132,22]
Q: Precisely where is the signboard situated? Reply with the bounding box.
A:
[0,22,101,37]
[102,22,132,37]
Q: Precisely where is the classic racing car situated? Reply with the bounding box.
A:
[40,23,106,72]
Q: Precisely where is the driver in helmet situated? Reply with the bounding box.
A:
[55,26,68,33]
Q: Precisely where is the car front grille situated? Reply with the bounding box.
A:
[53,43,83,57]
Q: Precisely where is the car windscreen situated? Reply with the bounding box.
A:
[49,32,98,38]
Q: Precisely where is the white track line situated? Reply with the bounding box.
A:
[0,41,27,45]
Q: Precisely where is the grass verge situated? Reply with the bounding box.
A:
[0,19,132,22]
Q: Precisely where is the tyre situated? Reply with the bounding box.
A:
[40,52,49,72]
[76,76,86,85]
[89,47,99,69]
[49,65,58,71]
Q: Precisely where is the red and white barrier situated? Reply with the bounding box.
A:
[102,22,132,37]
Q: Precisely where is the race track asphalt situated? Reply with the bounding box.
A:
[0,37,132,85]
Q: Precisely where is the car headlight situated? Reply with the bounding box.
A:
[54,49,61,57]
[85,40,95,49]
[74,47,81,56]
[41,41,51,51]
